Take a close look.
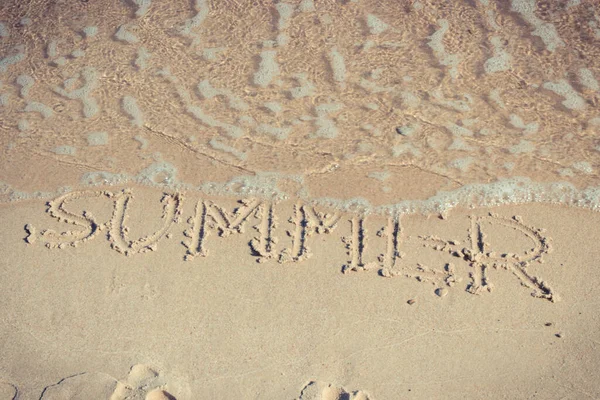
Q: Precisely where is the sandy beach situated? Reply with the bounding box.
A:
[1,0,600,398]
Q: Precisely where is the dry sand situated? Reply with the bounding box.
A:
[1,0,600,399]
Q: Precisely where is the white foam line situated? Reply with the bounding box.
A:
[5,167,600,220]
[308,177,600,217]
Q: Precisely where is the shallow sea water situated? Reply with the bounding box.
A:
[1,0,600,215]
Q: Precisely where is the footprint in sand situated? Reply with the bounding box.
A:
[297,381,373,400]
[0,381,18,400]
[38,364,175,400]
[144,389,176,400]
[110,363,176,400]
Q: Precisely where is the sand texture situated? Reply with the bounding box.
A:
[1,0,600,398]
